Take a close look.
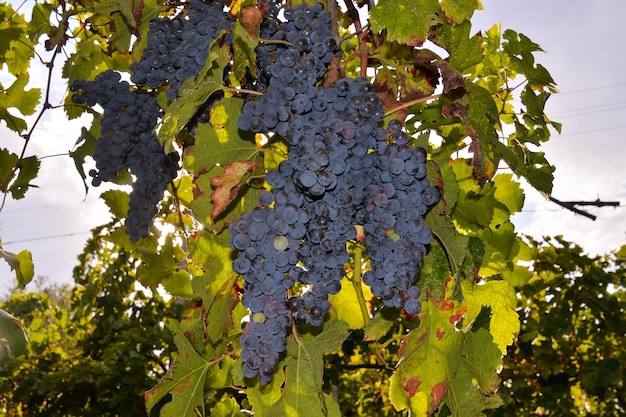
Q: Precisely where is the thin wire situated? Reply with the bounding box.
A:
[3,231,92,245]
[552,101,626,117]
[1,202,90,214]
[559,124,626,137]
[560,82,626,95]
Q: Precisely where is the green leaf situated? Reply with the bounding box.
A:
[116,0,138,29]
[370,0,441,46]
[502,30,556,91]
[417,241,450,301]
[449,159,495,230]
[0,245,34,288]
[0,148,19,191]
[0,4,26,58]
[145,320,210,417]
[329,276,373,330]
[0,148,40,200]
[478,222,533,286]
[493,173,524,216]
[243,370,285,417]
[211,397,248,417]
[184,98,258,174]
[109,12,133,52]
[28,3,55,42]
[442,328,503,415]
[426,209,468,275]
[162,270,194,299]
[69,125,99,194]
[439,0,482,24]
[100,189,130,219]
[460,280,519,356]
[434,157,460,216]
[232,21,258,83]
[136,236,187,290]
[0,309,28,361]
[62,36,107,83]
[179,304,206,353]
[435,21,484,74]
[465,83,501,179]
[502,29,544,56]
[7,155,39,200]
[0,4,33,73]
[0,73,41,133]
[191,267,240,344]
[249,320,349,417]
[363,308,396,342]
[159,33,231,151]
[186,230,250,345]
[187,229,233,286]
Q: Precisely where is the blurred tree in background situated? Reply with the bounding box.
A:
[1,226,181,416]
[490,237,626,416]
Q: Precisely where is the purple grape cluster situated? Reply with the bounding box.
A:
[251,1,337,91]
[130,0,233,100]
[360,120,440,315]
[229,3,439,384]
[70,71,179,242]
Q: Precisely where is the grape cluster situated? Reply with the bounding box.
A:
[229,3,439,384]
[360,119,439,315]
[71,71,179,242]
[251,1,337,91]
[130,0,233,100]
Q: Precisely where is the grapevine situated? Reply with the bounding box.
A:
[0,0,563,414]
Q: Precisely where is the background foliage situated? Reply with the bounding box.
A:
[0,0,622,416]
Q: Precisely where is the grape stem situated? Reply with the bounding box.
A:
[384,93,443,117]
[351,244,370,326]
[224,86,264,96]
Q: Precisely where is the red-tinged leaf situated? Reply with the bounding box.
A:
[389,298,465,413]
[182,97,261,228]
[179,302,205,353]
[210,160,259,219]
[390,278,507,415]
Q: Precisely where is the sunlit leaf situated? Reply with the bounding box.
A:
[370,0,441,46]
[329,275,373,330]
[461,280,519,355]
[0,245,34,288]
[440,0,482,24]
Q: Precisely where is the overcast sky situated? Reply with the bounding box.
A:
[1,0,625,295]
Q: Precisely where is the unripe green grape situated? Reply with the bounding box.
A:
[274,235,289,251]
